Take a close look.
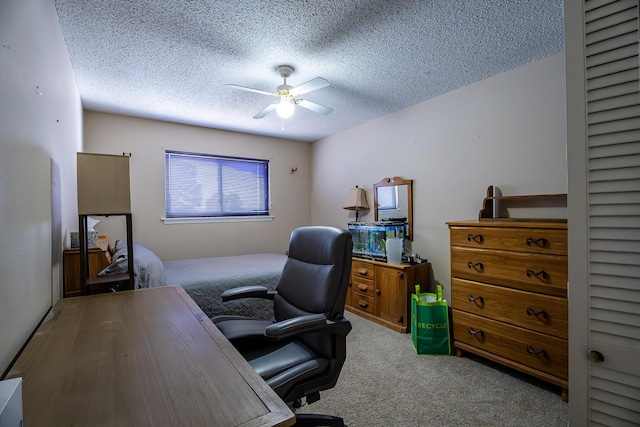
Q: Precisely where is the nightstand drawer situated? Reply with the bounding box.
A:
[352,261,375,280]
[452,310,567,380]
[352,276,375,294]
[451,278,568,339]
[351,293,375,316]
[450,226,567,255]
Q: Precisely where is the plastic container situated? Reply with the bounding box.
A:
[385,238,403,264]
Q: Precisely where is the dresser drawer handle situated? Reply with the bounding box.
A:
[467,261,484,271]
[467,294,484,304]
[467,233,484,243]
[526,345,547,357]
[526,237,548,247]
[358,300,368,308]
[358,268,368,276]
[526,307,549,320]
[358,284,369,292]
[467,327,484,338]
[526,269,547,279]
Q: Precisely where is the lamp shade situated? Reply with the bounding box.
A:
[343,186,369,210]
[77,153,131,215]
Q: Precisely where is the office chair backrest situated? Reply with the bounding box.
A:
[273,226,352,323]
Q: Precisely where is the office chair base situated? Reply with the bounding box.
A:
[294,413,345,427]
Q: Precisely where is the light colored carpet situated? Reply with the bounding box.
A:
[297,312,569,427]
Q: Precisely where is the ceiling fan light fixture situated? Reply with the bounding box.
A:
[228,65,332,120]
[276,99,295,118]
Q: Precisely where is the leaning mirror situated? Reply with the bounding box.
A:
[373,176,413,241]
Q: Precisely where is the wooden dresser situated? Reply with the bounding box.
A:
[447,220,568,401]
[346,258,428,333]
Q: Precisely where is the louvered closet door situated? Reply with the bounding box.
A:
[584,0,640,424]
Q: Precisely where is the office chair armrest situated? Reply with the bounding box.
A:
[221,285,277,302]
[265,314,329,340]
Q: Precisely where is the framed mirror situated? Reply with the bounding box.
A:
[373,176,413,241]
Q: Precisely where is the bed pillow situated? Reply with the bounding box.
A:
[98,240,166,289]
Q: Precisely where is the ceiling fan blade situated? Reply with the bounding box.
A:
[297,99,333,115]
[289,77,330,96]
[226,84,278,97]
[253,102,277,119]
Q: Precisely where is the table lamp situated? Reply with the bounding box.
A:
[343,186,368,222]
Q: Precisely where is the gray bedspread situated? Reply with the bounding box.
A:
[163,253,287,320]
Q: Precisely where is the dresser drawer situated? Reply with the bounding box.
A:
[451,278,568,339]
[451,247,567,297]
[452,310,567,380]
[450,226,567,255]
[352,276,375,295]
[352,261,375,280]
[350,293,376,316]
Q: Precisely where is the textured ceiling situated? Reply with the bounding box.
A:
[54,0,564,142]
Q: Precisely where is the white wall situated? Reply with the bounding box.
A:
[311,52,567,301]
[83,112,312,261]
[0,0,82,375]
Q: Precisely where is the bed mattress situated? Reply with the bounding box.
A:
[163,253,287,320]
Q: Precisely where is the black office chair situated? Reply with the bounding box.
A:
[212,226,353,427]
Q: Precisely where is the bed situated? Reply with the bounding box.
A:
[97,240,287,320]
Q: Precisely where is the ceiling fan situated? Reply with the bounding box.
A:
[227,65,333,119]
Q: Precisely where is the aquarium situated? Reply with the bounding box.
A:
[348,221,406,261]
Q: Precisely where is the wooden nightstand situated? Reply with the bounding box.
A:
[63,236,112,298]
[346,257,429,333]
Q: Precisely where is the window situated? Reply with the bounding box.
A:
[165,150,269,220]
[377,186,398,210]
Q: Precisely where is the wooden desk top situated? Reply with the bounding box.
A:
[7,285,294,427]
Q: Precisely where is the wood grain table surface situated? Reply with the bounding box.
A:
[7,285,295,427]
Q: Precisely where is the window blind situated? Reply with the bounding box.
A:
[165,151,269,218]
[377,186,398,210]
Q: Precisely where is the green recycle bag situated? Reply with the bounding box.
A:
[411,284,451,355]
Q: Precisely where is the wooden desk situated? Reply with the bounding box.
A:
[6,286,295,427]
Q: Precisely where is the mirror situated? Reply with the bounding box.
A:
[373,176,413,241]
